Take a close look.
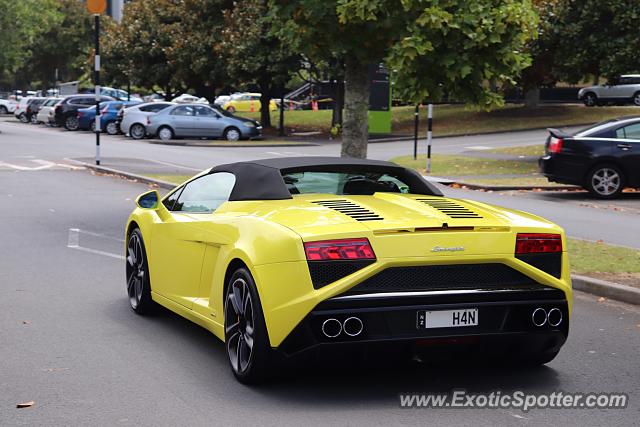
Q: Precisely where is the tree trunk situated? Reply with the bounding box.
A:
[342,59,369,158]
[331,77,344,129]
[524,87,540,108]
[260,90,272,128]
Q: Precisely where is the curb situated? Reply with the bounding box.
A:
[572,274,640,305]
[147,140,320,148]
[442,181,581,192]
[69,160,176,190]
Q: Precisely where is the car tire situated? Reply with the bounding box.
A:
[129,123,146,140]
[90,121,96,132]
[224,267,272,384]
[105,121,118,135]
[633,92,640,107]
[64,115,79,131]
[30,114,38,124]
[583,92,597,107]
[126,228,156,315]
[226,106,236,114]
[157,126,174,141]
[224,127,241,142]
[19,113,29,123]
[0,106,8,114]
[585,164,625,199]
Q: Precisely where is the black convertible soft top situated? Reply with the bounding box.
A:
[210,157,443,201]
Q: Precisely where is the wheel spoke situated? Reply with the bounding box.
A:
[228,291,242,315]
[127,274,136,296]
[225,321,239,336]
[238,337,250,371]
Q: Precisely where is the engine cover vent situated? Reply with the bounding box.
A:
[415,198,483,219]
[312,199,383,221]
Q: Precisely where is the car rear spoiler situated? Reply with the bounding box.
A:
[547,128,571,139]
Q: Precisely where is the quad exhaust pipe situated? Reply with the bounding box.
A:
[531,307,563,327]
[321,317,364,338]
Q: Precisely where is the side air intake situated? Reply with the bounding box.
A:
[312,200,383,221]
[415,198,483,219]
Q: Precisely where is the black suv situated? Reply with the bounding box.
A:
[54,94,114,130]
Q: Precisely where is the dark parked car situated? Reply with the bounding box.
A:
[539,116,640,198]
[25,97,47,124]
[54,94,114,130]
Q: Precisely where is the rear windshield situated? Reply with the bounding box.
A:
[282,171,411,195]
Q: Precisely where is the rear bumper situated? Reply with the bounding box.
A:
[278,287,569,356]
[538,155,583,185]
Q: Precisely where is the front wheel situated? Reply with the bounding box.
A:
[224,127,241,142]
[19,113,28,123]
[129,123,146,140]
[65,115,79,131]
[583,93,597,107]
[126,229,155,314]
[224,268,272,383]
[586,164,624,199]
[0,106,7,114]
[157,126,174,141]
[30,114,38,124]
[633,92,640,107]
[105,121,118,135]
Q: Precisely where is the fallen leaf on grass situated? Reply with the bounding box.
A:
[16,401,34,408]
[597,297,607,302]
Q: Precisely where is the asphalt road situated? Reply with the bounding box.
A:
[1,168,639,427]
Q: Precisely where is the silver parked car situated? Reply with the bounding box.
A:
[121,101,175,139]
[146,104,262,141]
[578,75,640,107]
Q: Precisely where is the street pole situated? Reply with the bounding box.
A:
[426,103,433,174]
[413,105,419,160]
[94,14,101,166]
[279,89,285,137]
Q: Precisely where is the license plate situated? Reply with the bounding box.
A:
[417,309,478,329]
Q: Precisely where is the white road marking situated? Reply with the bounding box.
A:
[0,159,84,171]
[55,163,85,170]
[67,228,125,260]
[148,158,202,172]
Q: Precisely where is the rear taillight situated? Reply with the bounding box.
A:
[304,238,376,261]
[548,137,563,153]
[515,233,562,254]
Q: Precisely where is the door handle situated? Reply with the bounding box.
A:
[617,144,632,150]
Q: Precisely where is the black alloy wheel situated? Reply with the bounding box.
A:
[126,229,154,314]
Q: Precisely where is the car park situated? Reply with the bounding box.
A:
[77,100,142,134]
[54,94,114,130]
[539,116,640,198]
[578,75,640,107]
[222,92,277,113]
[146,103,262,141]
[120,101,175,139]
[36,97,62,125]
[126,157,572,383]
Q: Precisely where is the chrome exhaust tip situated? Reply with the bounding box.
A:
[547,308,563,327]
[321,318,342,338]
[343,316,364,337]
[532,308,548,327]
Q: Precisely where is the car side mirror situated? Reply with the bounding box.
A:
[135,190,160,209]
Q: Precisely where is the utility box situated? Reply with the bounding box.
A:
[368,63,391,134]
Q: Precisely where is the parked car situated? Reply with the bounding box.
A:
[222,93,277,113]
[54,94,114,130]
[25,97,47,124]
[77,100,142,134]
[14,97,34,122]
[36,97,63,125]
[578,75,640,107]
[0,98,18,114]
[121,101,175,139]
[539,116,640,198]
[172,94,208,104]
[146,103,261,141]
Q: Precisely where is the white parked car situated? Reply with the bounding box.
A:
[578,74,640,107]
[0,98,18,114]
[36,97,62,125]
[171,94,208,104]
[14,97,34,122]
[120,101,175,139]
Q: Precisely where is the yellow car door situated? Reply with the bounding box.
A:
[148,173,237,309]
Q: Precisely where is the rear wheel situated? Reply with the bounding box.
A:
[126,229,155,314]
[0,106,7,114]
[129,123,146,140]
[583,92,597,107]
[30,114,38,124]
[64,115,79,131]
[586,164,624,199]
[224,268,272,384]
[19,113,28,123]
[157,126,174,141]
[90,121,96,132]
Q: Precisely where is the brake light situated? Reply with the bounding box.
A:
[515,233,562,254]
[548,137,563,153]
[304,238,376,261]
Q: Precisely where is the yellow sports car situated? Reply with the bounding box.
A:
[125,157,571,383]
[222,93,277,113]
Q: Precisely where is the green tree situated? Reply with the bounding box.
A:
[222,0,300,127]
[272,0,537,158]
[0,0,59,86]
[15,0,94,91]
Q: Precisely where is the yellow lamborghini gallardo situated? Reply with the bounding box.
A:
[125,157,571,383]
